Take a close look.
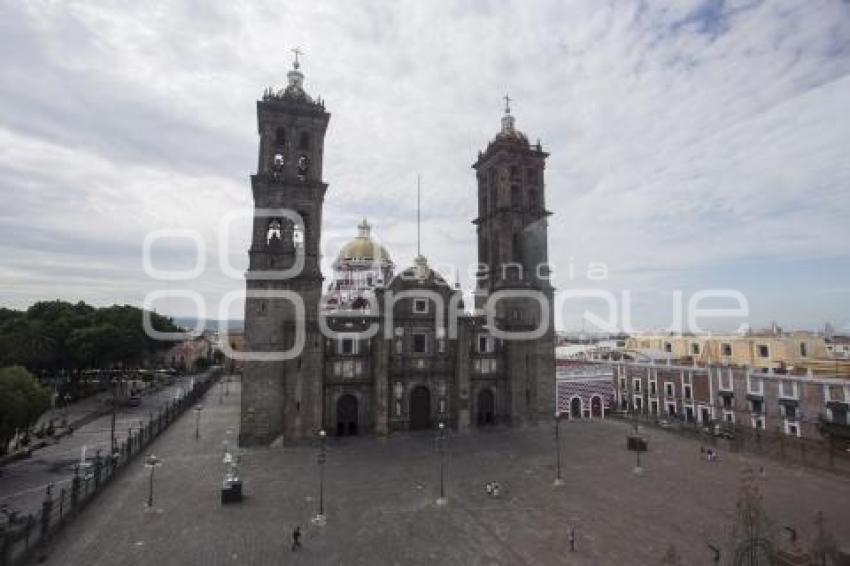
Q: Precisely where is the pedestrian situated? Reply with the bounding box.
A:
[700,446,706,460]
[569,527,576,552]
[492,482,500,497]
[485,482,493,496]
[291,525,302,552]
[759,465,766,478]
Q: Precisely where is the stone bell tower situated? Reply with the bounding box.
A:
[240,51,330,446]
[472,96,555,424]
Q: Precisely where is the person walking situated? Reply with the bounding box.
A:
[291,525,302,552]
[569,527,576,552]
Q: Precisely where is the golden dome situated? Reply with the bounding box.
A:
[336,219,392,263]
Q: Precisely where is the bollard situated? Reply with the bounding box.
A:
[24,515,33,550]
[59,487,65,520]
[71,466,81,512]
[40,484,53,538]
[94,449,103,487]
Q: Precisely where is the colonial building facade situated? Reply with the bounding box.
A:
[239,59,555,445]
[609,360,850,447]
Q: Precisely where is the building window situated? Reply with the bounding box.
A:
[633,379,641,393]
[721,343,732,356]
[665,382,674,397]
[413,333,427,354]
[723,396,733,409]
[649,382,657,396]
[664,342,672,353]
[784,405,798,421]
[413,298,428,313]
[800,342,808,357]
[340,338,355,355]
[757,345,769,358]
[478,335,492,353]
[438,339,446,354]
[683,385,692,400]
[750,399,763,414]
[691,343,700,355]
[787,423,799,437]
[298,131,311,150]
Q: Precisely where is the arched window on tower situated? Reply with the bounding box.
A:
[275,127,286,146]
[529,188,538,212]
[298,131,311,150]
[510,166,519,182]
[511,185,521,208]
[266,219,282,244]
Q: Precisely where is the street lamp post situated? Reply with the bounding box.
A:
[110,378,118,453]
[554,411,564,486]
[63,393,71,426]
[144,454,162,508]
[312,429,327,526]
[436,422,447,505]
[194,404,203,440]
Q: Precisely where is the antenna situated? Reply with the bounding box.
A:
[417,174,421,257]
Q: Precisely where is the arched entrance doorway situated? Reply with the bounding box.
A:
[336,394,358,436]
[477,389,495,426]
[410,386,431,430]
[591,396,602,418]
[570,397,582,420]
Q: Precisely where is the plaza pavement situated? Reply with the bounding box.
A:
[38,377,850,565]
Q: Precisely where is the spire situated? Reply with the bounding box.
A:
[357,218,371,238]
[501,93,516,134]
[417,174,421,257]
[286,47,306,91]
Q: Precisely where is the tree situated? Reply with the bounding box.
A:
[0,366,51,455]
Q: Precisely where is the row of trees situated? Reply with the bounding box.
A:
[0,301,182,373]
[0,366,51,455]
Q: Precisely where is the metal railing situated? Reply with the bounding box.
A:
[0,369,220,566]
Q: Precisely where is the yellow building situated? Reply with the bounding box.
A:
[625,332,838,373]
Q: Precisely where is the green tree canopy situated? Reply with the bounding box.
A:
[0,366,51,454]
[0,300,182,372]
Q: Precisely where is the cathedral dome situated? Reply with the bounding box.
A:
[336,219,392,264]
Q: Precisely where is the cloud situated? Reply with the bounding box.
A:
[1,0,849,330]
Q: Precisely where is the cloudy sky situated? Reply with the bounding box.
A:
[1,0,849,332]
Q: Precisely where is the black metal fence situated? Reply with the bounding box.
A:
[0,368,221,566]
[612,411,850,476]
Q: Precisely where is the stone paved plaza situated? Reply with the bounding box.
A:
[39,377,850,565]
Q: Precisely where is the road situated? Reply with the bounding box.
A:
[0,372,220,520]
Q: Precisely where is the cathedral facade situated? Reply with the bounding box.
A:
[239,58,555,445]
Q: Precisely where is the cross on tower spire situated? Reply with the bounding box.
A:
[291,47,303,69]
[503,93,512,114]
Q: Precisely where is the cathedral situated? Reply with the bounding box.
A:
[239,56,555,445]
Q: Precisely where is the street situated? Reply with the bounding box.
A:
[0,373,215,520]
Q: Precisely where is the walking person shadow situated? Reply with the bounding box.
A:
[291,524,302,552]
